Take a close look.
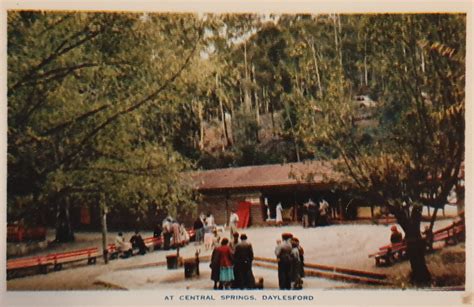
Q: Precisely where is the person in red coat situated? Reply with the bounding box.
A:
[216,238,234,289]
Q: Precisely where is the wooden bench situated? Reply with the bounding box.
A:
[369,220,465,266]
[144,236,163,251]
[46,247,99,271]
[7,247,99,278]
[432,224,465,246]
[7,256,52,278]
[107,243,122,259]
[369,242,406,266]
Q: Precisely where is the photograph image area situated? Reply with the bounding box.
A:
[6,11,466,295]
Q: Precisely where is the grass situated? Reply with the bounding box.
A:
[388,243,465,289]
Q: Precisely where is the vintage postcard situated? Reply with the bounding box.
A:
[1,0,472,306]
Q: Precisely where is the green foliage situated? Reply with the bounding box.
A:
[8,12,465,235]
[8,11,204,222]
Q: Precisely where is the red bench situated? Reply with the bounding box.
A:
[432,224,465,246]
[7,247,98,279]
[46,247,99,271]
[369,220,465,266]
[7,256,52,277]
[369,242,407,266]
[144,236,163,251]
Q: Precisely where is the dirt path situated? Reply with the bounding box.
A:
[7,219,456,290]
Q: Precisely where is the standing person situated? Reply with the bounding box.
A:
[275,202,283,226]
[204,225,214,250]
[264,198,271,221]
[302,202,309,228]
[216,238,234,289]
[162,217,172,250]
[172,220,182,248]
[319,199,330,226]
[290,238,303,289]
[152,223,162,250]
[193,216,204,245]
[180,223,190,245]
[234,234,255,289]
[307,199,317,227]
[206,212,215,231]
[229,232,239,253]
[293,237,305,279]
[210,244,221,289]
[229,210,240,237]
[275,233,293,289]
[130,230,147,255]
[211,229,221,249]
[229,232,240,289]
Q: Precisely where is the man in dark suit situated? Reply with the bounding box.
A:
[275,233,293,289]
[233,233,255,289]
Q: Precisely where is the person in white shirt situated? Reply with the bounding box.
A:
[319,199,330,226]
[229,210,240,237]
[276,203,283,226]
[206,213,215,230]
[115,232,132,258]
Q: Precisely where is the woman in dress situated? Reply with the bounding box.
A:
[216,238,234,289]
[276,202,283,226]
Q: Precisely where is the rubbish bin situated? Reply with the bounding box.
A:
[184,259,198,278]
[166,254,178,269]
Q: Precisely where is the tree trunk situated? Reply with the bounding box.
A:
[101,200,109,264]
[405,233,431,285]
[252,64,260,142]
[395,206,431,285]
[243,43,251,113]
[364,33,368,86]
[216,73,230,148]
[197,100,204,150]
[55,197,75,242]
[429,207,439,232]
[270,98,275,137]
[310,40,323,98]
[285,105,301,162]
[333,14,343,68]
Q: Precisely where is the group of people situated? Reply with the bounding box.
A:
[275,233,305,290]
[114,230,147,258]
[210,232,255,290]
[161,216,190,250]
[193,212,221,250]
[301,198,330,228]
[266,198,331,228]
[193,211,240,250]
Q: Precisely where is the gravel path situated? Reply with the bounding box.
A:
[7,219,455,290]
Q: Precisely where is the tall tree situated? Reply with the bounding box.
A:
[8,11,203,241]
[300,14,465,285]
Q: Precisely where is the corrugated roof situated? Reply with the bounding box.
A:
[191,161,343,191]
